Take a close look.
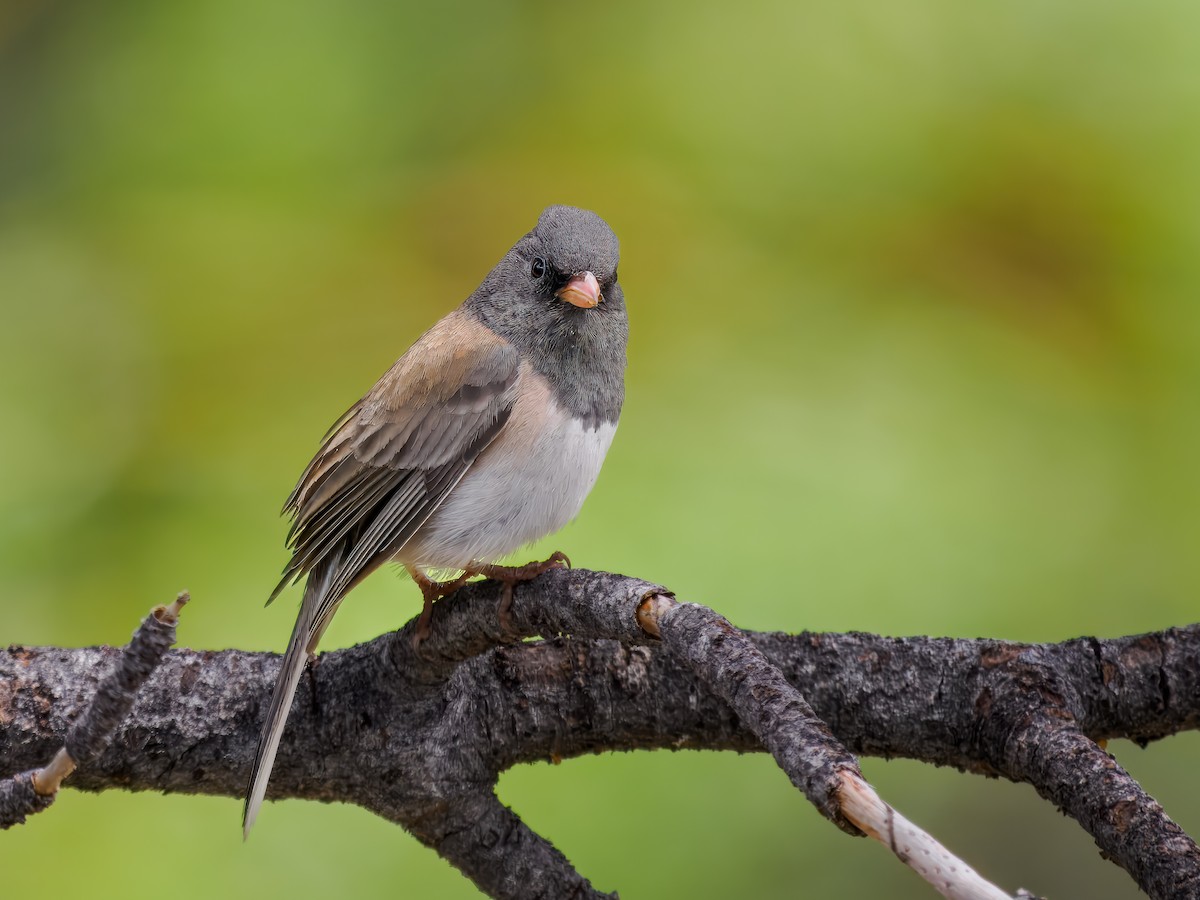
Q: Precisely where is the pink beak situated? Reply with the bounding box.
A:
[555,271,602,309]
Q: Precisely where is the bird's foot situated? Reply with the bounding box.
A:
[407,565,473,647]
[471,551,571,632]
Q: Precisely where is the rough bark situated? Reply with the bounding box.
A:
[2,568,1198,898]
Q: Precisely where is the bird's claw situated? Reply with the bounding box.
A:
[473,550,572,633]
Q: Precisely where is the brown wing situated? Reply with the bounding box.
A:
[268,310,519,634]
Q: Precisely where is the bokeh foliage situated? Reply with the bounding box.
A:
[2,1,1198,897]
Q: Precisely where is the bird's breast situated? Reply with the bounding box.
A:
[402,367,617,570]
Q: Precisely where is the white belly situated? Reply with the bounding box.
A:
[402,396,617,570]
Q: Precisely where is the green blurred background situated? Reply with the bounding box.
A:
[2,1,1198,896]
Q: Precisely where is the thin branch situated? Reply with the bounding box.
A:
[838,772,1038,900]
[0,591,188,828]
[363,787,617,900]
[639,594,1028,899]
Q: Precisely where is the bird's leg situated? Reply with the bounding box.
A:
[406,565,473,646]
[471,551,571,632]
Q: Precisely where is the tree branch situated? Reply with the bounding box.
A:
[2,569,1197,898]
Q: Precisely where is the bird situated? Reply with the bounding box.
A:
[243,205,627,837]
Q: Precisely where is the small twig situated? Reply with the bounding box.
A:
[30,748,75,796]
[153,591,190,626]
[838,771,1038,900]
[0,591,188,827]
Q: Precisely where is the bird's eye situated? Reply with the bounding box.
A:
[530,257,547,279]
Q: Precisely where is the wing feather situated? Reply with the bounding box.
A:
[272,310,519,614]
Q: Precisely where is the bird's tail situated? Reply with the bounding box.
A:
[242,562,335,838]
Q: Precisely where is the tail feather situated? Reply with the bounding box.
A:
[242,563,335,838]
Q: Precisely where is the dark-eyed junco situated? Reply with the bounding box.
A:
[243,205,627,836]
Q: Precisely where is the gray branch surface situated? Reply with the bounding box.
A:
[2,568,1199,899]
